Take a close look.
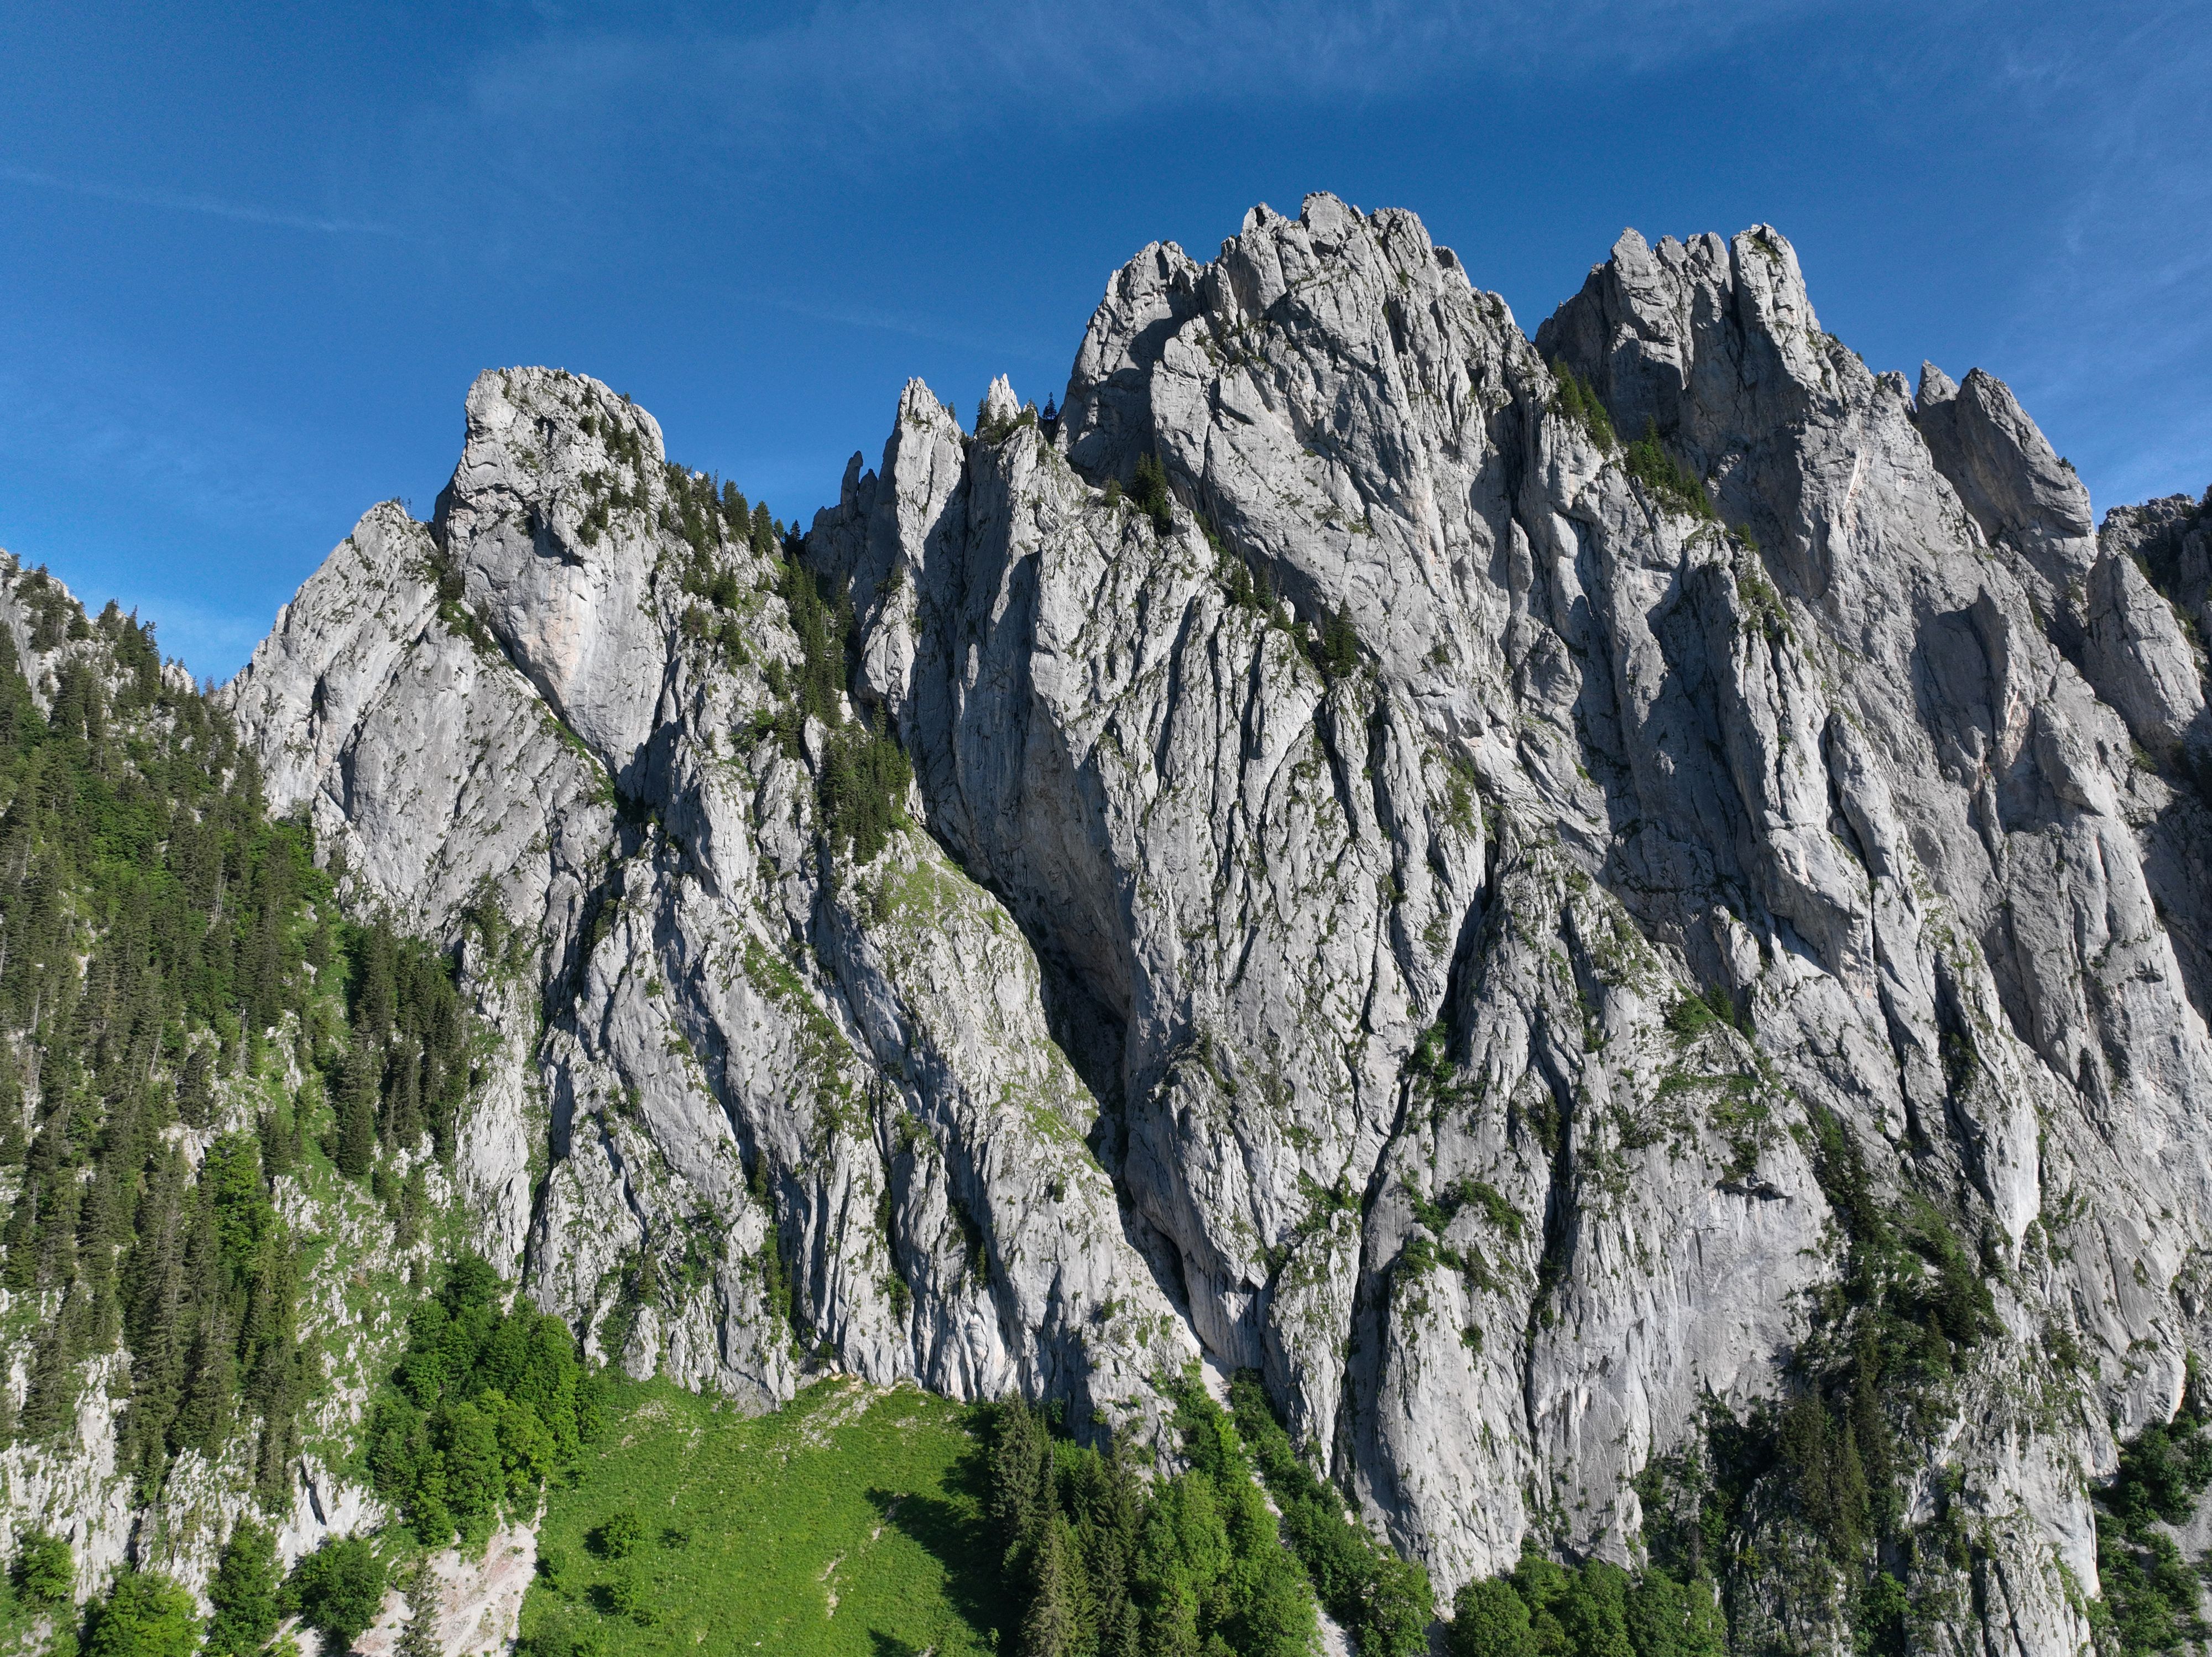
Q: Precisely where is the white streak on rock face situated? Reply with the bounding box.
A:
[205,200,2212,1654]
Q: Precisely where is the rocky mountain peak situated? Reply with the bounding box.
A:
[1912,359,2098,586]
[93,194,2212,1656]
[429,366,676,773]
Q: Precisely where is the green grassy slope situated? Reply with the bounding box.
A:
[521,1378,1013,1657]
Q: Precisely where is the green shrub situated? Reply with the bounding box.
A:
[11,1528,73,1607]
[987,1374,1317,1657]
[204,1522,280,1657]
[535,1544,570,1595]
[85,1571,200,1657]
[1548,362,1616,453]
[1216,541,1275,613]
[594,1510,646,1561]
[755,540,914,866]
[1856,1571,1909,1657]
[774,560,849,739]
[1131,454,1175,536]
[1776,1388,1870,1561]
[366,1254,602,1546]
[975,401,1039,445]
[818,721,911,865]
[1448,1551,1720,1657]
[1551,1559,1632,1657]
[2093,1391,2212,1653]
[602,1566,655,1627]
[1663,985,1746,1041]
[285,1537,385,1646]
[1623,420,1714,521]
[1450,1576,1535,1657]
[426,549,495,651]
[1313,608,1360,682]
[1227,1371,1430,1657]
[519,1617,602,1657]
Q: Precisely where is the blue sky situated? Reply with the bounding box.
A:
[1,1,2206,679]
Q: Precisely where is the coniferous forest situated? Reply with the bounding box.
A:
[0,572,325,1505]
[0,563,508,1657]
[0,562,481,1488]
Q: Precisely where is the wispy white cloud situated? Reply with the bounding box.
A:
[0,161,400,236]
[1961,4,2212,503]
[666,276,1065,365]
[436,0,1832,192]
[0,351,346,540]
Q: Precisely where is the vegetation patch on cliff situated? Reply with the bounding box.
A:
[1227,1371,1430,1657]
[985,1375,1316,1657]
[519,1377,1011,1657]
[1622,421,1714,522]
[2089,1377,2212,1656]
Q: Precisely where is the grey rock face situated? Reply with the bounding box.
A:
[2106,490,2212,638]
[231,367,1194,1446]
[1912,362,2098,593]
[220,200,2212,1655]
[2091,491,2212,760]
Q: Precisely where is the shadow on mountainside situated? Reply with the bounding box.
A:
[868,1440,1014,1649]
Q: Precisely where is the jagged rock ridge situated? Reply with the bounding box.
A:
[218,197,2212,1655]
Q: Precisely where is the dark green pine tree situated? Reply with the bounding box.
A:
[175,1305,238,1457]
[387,1036,424,1149]
[178,1047,214,1129]
[336,1019,380,1178]
[121,1157,188,1482]
[988,1398,1052,1559]
[1021,1512,1082,1657]
[19,1288,88,1440]
[242,1241,304,1509]
[168,1155,234,1459]
[204,1520,280,1657]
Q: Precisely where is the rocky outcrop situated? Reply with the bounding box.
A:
[229,368,1194,1447]
[220,199,2212,1655]
[1912,362,2098,595]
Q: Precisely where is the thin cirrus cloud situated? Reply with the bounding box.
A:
[0,307,345,541]
[442,0,1825,178]
[0,161,400,238]
[1968,8,2212,503]
[0,302,374,676]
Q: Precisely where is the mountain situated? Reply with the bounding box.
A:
[11,192,2212,1657]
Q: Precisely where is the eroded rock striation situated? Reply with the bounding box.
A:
[221,197,2212,1654]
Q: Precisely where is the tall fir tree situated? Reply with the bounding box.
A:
[204,1522,279,1657]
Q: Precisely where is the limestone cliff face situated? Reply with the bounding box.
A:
[228,368,1195,1443]
[227,199,2212,1654]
